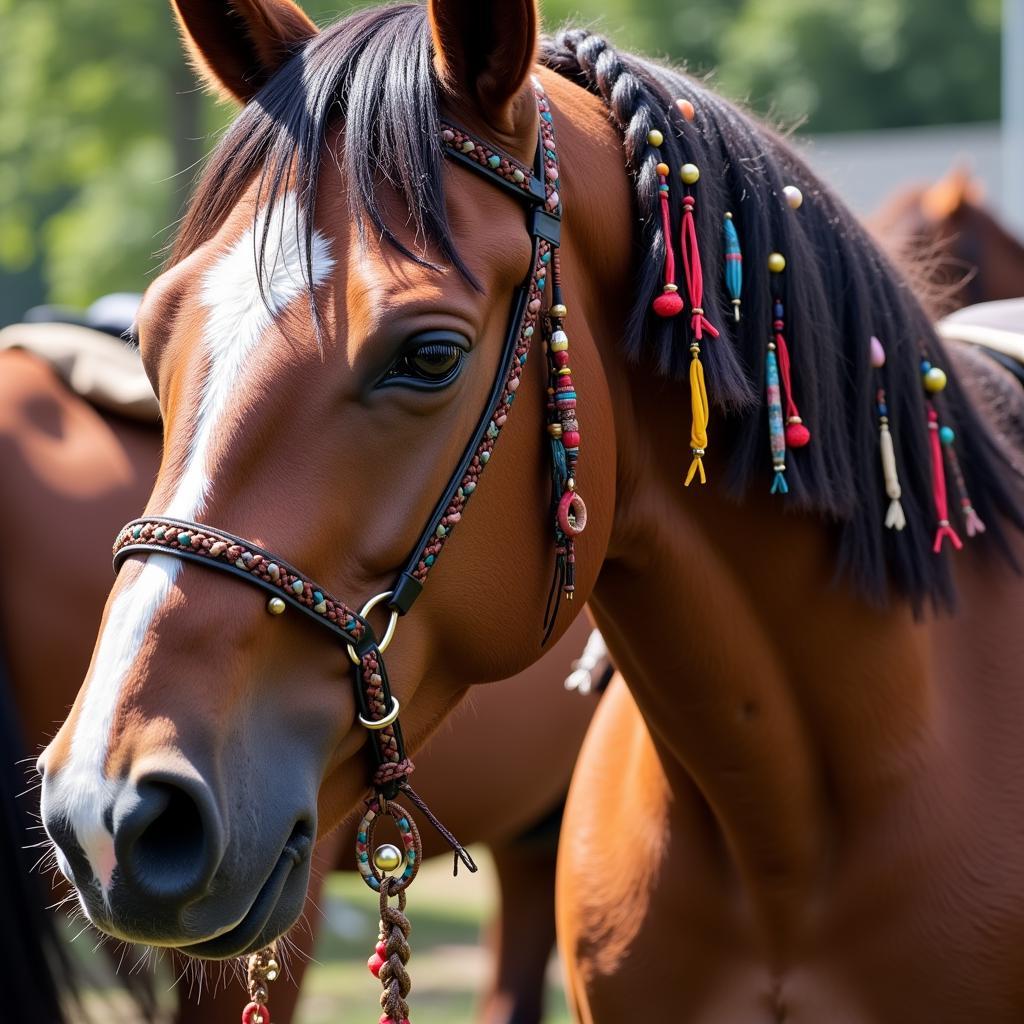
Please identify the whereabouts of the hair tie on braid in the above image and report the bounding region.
[723,211,743,322]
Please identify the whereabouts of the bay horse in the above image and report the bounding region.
[37,2,1024,1022]
[0,331,598,1021]
[871,166,1024,313]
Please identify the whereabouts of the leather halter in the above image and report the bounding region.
[112,81,564,811]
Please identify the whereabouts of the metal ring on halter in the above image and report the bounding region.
[358,697,401,731]
[347,590,399,664]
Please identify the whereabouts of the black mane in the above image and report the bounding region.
[172,3,1023,608]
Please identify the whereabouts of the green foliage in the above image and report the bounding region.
[0,0,1002,317]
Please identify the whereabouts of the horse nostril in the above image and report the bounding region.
[113,773,223,902]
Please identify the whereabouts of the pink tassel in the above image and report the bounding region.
[927,408,963,553]
[679,195,719,340]
[652,168,683,317]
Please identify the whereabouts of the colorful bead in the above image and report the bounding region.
[939,425,955,446]
[291,579,304,595]
[924,366,948,393]
[676,98,696,122]
[647,128,664,147]
[768,252,786,274]
[680,163,700,184]
[557,490,588,535]
[783,185,803,209]
[869,335,886,368]
[656,162,670,177]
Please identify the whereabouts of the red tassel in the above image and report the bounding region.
[679,196,719,340]
[652,169,683,318]
[927,408,963,553]
[772,304,810,448]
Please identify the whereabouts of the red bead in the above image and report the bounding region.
[652,290,684,317]
[242,1003,270,1024]
[786,422,811,448]
[375,940,387,958]
[562,431,581,448]
[553,350,570,367]
[368,952,384,977]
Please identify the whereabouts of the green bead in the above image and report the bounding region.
[436,524,446,538]
[487,154,500,168]
[132,525,143,539]
[177,533,191,546]
[291,579,305,595]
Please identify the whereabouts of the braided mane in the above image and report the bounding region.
[171,6,1023,609]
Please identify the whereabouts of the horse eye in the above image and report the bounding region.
[383,331,467,389]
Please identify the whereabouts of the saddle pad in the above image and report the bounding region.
[937,298,1024,369]
[0,321,159,423]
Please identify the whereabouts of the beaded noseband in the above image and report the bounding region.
[112,80,582,1023]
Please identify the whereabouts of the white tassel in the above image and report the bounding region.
[564,629,609,694]
[879,420,906,531]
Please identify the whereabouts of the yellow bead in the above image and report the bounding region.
[680,163,700,185]
[373,844,403,873]
[783,185,803,209]
[924,367,948,393]
[267,597,286,616]
[647,129,664,147]
[550,303,568,319]
[768,252,787,274]
[656,162,670,177]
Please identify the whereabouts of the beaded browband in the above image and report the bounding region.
[112,76,579,876]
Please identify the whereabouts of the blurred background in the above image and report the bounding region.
[2,0,1022,1021]
[1,0,1020,326]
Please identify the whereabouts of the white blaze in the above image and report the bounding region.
[46,194,334,893]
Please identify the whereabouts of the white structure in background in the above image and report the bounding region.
[798,122,1002,219]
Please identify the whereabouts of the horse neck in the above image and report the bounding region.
[588,376,934,939]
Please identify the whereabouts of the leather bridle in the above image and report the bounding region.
[111,81,570,876]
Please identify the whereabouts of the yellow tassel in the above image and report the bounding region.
[684,343,709,486]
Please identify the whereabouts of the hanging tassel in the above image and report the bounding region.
[766,342,788,494]
[926,407,963,553]
[876,387,906,530]
[648,133,683,317]
[939,424,987,537]
[771,296,810,448]
[723,212,742,322]
[684,341,709,485]
[678,187,719,341]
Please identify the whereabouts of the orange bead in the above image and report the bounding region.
[656,162,670,177]
[676,98,696,122]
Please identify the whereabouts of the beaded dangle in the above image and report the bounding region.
[241,946,280,1024]
[723,212,743,322]
[645,114,718,486]
[543,251,586,642]
[870,336,906,530]
[940,424,987,537]
[920,358,963,553]
[768,253,810,450]
[359,796,422,1024]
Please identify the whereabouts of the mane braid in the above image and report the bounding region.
[170,7,1023,609]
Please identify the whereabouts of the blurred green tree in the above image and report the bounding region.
[0,0,1002,316]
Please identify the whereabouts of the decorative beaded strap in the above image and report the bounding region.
[113,517,413,790]
[388,79,562,614]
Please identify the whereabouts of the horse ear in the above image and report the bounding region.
[428,0,539,134]
[171,0,318,104]
[921,164,979,222]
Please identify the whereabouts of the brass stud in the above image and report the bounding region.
[373,844,403,873]
[267,597,286,616]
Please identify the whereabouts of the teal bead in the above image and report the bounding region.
[132,525,143,539]
[464,482,476,494]
[939,425,955,446]
[313,591,324,605]
[425,555,435,566]
[357,832,367,842]
[487,154,500,168]
[177,533,191,546]
[291,579,305,595]
[358,851,368,862]
[154,526,166,539]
